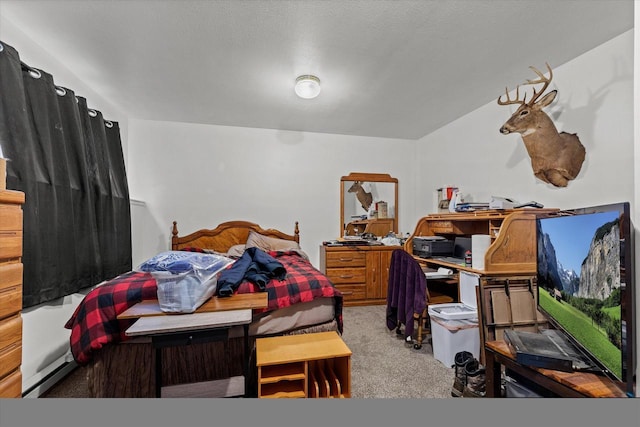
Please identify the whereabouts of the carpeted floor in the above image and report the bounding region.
[42,304,455,398]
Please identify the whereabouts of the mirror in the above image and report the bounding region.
[340,172,398,237]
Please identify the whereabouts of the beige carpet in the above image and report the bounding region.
[341,304,455,398]
[42,304,455,398]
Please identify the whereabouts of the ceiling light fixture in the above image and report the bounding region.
[295,75,321,99]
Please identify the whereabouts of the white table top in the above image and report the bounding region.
[125,309,252,337]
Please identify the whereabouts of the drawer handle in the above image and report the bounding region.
[338,258,353,262]
[0,342,20,354]
[0,286,18,295]
[339,274,354,279]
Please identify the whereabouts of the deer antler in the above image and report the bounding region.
[497,85,525,106]
[497,62,553,106]
[524,62,552,105]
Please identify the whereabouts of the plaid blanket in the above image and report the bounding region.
[65,251,342,365]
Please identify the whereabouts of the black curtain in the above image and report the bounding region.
[0,40,131,308]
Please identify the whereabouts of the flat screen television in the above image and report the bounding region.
[536,202,636,397]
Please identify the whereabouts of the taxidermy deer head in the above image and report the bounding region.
[498,63,586,187]
[348,181,373,212]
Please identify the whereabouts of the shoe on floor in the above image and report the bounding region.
[462,358,486,398]
[451,351,474,397]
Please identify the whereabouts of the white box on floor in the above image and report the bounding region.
[504,375,544,398]
[428,271,480,367]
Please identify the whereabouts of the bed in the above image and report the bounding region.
[64,220,343,397]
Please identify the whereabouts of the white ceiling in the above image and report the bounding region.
[0,0,634,140]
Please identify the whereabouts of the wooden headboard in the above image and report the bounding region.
[171,220,300,253]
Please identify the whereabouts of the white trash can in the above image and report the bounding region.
[427,271,480,367]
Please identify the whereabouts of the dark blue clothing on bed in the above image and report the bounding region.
[216,247,286,296]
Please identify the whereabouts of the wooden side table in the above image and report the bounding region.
[256,331,352,398]
[120,293,268,398]
[126,309,252,398]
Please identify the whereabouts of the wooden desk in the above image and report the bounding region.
[485,340,626,398]
[121,293,268,398]
[405,210,560,363]
[405,209,559,275]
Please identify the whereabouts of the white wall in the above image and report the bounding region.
[127,120,417,267]
[417,30,634,213]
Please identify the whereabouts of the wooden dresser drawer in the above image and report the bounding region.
[0,203,23,232]
[0,264,23,320]
[334,284,367,301]
[0,315,22,379]
[0,231,22,260]
[325,251,366,268]
[326,267,366,284]
[0,369,22,398]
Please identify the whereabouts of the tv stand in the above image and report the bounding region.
[485,340,627,398]
[503,329,599,372]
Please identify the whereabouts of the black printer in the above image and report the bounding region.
[412,237,454,258]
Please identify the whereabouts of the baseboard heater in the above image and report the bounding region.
[22,354,77,398]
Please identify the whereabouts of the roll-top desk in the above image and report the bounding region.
[405,208,559,363]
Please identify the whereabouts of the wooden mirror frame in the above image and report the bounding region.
[340,172,399,237]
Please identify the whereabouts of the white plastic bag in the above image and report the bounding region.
[137,251,235,313]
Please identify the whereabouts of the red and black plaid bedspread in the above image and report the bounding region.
[65,251,342,365]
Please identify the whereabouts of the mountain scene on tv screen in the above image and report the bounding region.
[538,217,620,301]
[537,215,623,365]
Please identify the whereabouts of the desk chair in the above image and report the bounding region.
[386,249,455,350]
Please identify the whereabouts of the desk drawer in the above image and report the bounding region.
[326,267,366,284]
[325,252,366,268]
[428,220,454,234]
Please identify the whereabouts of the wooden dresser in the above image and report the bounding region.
[319,244,401,306]
[0,189,25,398]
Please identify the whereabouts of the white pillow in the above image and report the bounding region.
[226,244,246,258]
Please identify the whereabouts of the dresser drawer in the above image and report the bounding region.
[0,315,22,380]
[326,267,366,284]
[334,284,366,301]
[0,203,23,232]
[0,369,22,398]
[0,231,22,260]
[325,251,366,268]
[0,264,23,319]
